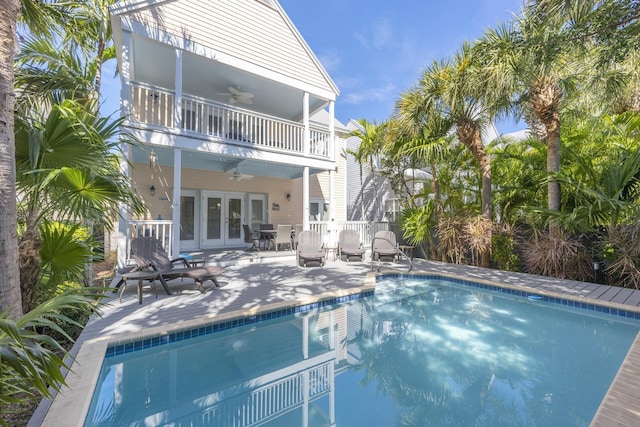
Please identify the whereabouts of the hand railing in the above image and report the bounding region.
[370,236,413,273]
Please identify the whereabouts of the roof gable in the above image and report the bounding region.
[111,0,338,97]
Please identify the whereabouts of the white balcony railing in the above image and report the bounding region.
[129,82,330,159]
[122,220,388,265]
[125,220,174,265]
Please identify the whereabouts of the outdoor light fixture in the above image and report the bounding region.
[149,185,156,196]
[286,193,291,201]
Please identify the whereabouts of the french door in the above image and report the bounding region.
[201,191,244,248]
[179,191,200,250]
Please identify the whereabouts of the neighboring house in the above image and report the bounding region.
[344,120,520,225]
[344,119,396,222]
[109,0,348,267]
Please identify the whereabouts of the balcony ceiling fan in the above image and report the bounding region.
[219,86,254,105]
[228,166,254,181]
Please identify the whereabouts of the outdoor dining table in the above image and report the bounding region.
[259,228,295,250]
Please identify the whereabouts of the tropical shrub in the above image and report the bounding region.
[492,224,521,272]
[0,291,101,422]
[521,229,592,281]
[437,216,467,264]
[599,223,640,289]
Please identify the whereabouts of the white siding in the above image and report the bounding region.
[125,0,334,94]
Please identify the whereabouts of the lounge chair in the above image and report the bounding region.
[243,224,260,251]
[372,230,399,262]
[297,230,325,267]
[126,236,224,293]
[338,229,365,261]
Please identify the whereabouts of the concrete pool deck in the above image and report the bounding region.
[34,255,640,426]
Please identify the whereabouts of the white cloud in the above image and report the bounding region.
[371,19,393,49]
[342,82,396,105]
[354,18,394,50]
[317,50,341,72]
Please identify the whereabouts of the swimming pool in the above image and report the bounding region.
[84,275,640,426]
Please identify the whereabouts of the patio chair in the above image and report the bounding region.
[297,230,325,267]
[243,224,260,251]
[372,230,399,262]
[274,224,293,251]
[127,236,224,293]
[259,223,275,250]
[338,229,365,261]
[293,224,303,248]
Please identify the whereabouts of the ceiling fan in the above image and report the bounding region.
[228,167,254,181]
[219,86,254,105]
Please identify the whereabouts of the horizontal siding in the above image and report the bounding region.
[128,0,332,93]
[132,163,333,226]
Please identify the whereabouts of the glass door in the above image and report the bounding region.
[201,191,244,248]
[249,194,266,231]
[225,193,244,246]
[179,191,200,250]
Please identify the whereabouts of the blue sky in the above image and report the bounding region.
[101,0,525,135]
[279,0,525,134]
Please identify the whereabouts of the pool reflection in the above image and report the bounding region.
[85,279,639,427]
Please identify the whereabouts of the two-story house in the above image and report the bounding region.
[109,0,347,268]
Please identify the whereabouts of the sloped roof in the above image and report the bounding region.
[110,0,339,99]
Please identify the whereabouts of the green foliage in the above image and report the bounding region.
[535,113,640,232]
[492,228,521,272]
[0,291,102,418]
[38,222,94,301]
[489,135,547,225]
[599,223,640,289]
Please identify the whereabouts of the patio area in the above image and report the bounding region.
[35,252,640,426]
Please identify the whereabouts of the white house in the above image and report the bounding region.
[109,0,349,268]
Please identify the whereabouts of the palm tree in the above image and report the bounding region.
[14,100,145,312]
[0,0,70,319]
[476,2,589,213]
[0,0,23,320]
[398,44,494,266]
[348,119,385,221]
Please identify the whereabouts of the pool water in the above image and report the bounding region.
[85,277,640,426]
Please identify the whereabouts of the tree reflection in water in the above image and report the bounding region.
[345,281,633,426]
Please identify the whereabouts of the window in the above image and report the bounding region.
[384,198,400,222]
[310,199,329,221]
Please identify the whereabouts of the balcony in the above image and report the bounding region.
[128,82,331,159]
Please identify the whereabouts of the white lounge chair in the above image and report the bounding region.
[296,230,325,267]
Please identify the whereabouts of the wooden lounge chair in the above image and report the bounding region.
[338,229,365,261]
[372,230,399,262]
[296,230,325,267]
[128,236,224,293]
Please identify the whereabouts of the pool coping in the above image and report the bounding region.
[39,278,377,427]
[38,267,640,426]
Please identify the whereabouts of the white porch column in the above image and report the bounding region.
[328,100,336,244]
[303,166,309,230]
[116,144,132,270]
[329,100,335,161]
[171,148,182,258]
[174,49,183,129]
[116,31,133,271]
[303,92,310,156]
